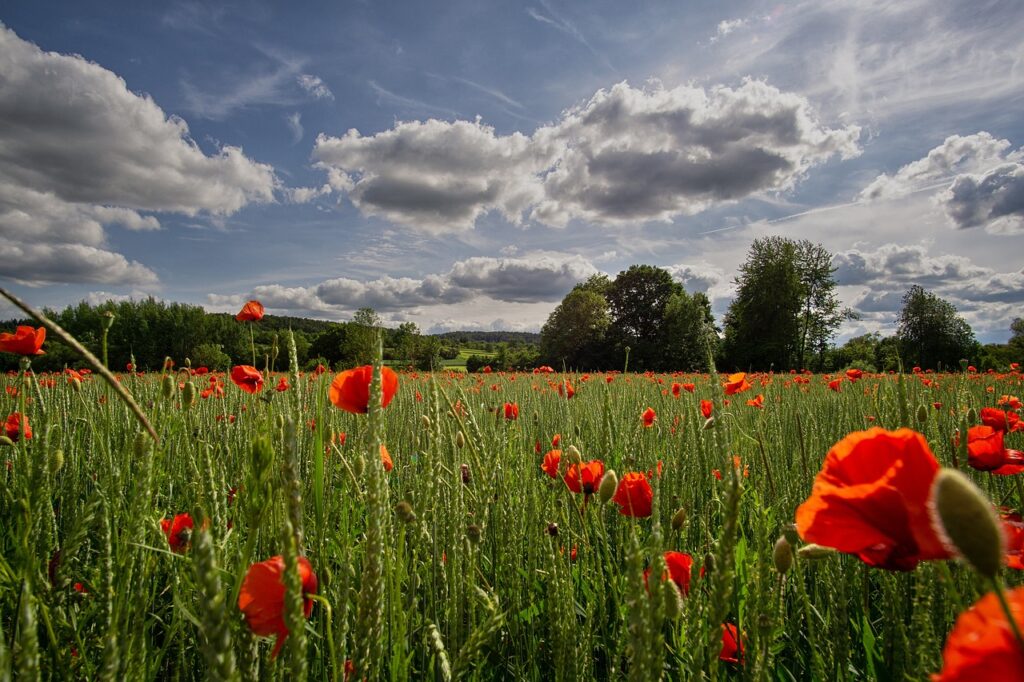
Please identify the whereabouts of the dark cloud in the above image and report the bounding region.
[942,163,1024,234]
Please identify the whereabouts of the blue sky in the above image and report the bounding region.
[1,0,1022,342]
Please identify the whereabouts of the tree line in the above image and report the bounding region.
[537,236,1021,372]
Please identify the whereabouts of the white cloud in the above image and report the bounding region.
[297,74,333,100]
[313,79,859,233]
[209,253,599,317]
[711,18,747,42]
[941,163,1024,234]
[832,243,989,287]
[0,27,277,286]
[286,112,304,143]
[859,132,1020,200]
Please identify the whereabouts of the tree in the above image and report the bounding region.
[1011,318,1024,354]
[348,307,382,365]
[721,237,845,371]
[896,285,978,370]
[606,265,683,370]
[661,291,715,371]
[539,287,611,370]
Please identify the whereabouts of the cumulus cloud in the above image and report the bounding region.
[711,18,747,42]
[832,243,989,286]
[209,253,598,316]
[664,263,726,294]
[941,163,1024,234]
[859,132,1020,201]
[0,26,277,286]
[313,79,860,233]
[297,74,333,100]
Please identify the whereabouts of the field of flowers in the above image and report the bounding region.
[1,301,1024,680]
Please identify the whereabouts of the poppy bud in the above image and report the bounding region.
[782,523,799,546]
[421,415,431,429]
[455,431,465,449]
[466,523,482,545]
[49,449,64,475]
[663,580,683,620]
[566,445,583,465]
[773,536,793,574]
[182,381,197,408]
[703,417,715,430]
[931,468,1004,579]
[134,432,152,459]
[352,454,365,477]
[966,407,978,423]
[598,469,618,503]
[161,375,174,399]
[916,404,928,423]
[0,436,14,447]
[69,377,81,392]
[101,310,115,331]
[703,553,715,576]
[184,357,192,369]
[395,501,416,524]
[459,463,471,485]
[547,523,558,537]
[671,507,687,531]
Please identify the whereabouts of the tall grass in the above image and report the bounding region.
[0,341,1021,679]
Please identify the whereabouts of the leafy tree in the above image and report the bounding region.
[347,307,383,365]
[539,287,611,370]
[661,291,715,371]
[606,265,683,370]
[721,237,846,371]
[191,343,232,371]
[1011,318,1024,354]
[307,324,355,368]
[896,285,978,370]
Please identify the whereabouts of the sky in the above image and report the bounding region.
[1,0,1022,343]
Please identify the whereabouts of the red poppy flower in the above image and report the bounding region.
[328,366,399,414]
[238,555,317,658]
[230,365,264,394]
[4,412,31,441]
[682,383,695,393]
[828,378,843,392]
[846,368,863,381]
[745,394,764,408]
[380,444,393,472]
[557,381,575,399]
[160,513,194,554]
[671,383,682,398]
[641,407,656,428]
[966,426,1024,475]
[0,326,46,356]
[796,428,952,571]
[503,402,519,420]
[541,450,562,479]
[275,376,289,392]
[981,407,1023,433]
[724,372,752,396]
[720,623,744,664]
[235,300,265,322]
[932,587,1024,681]
[612,472,653,518]
[1002,511,1024,570]
[700,399,713,419]
[644,551,701,596]
[564,459,604,495]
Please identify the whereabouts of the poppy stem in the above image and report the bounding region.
[991,578,1024,656]
[306,594,338,682]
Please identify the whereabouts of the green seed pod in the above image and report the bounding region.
[598,469,618,504]
[49,449,64,475]
[352,453,365,478]
[671,507,688,531]
[773,536,793,574]
[932,468,1004,579]
[916,404,928,423]
[797,543,838,561]
[455,431,465,449]
[663,580,682,620]
[782,523,800,546]
[182,381,197,408]
[160,374,175,399]
[966,407,978,423]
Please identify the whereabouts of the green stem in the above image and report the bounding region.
[991,578,1024,656]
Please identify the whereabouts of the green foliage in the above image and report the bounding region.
[539,287,611,370]
[721,237,846,371]
[896,285,979,370]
